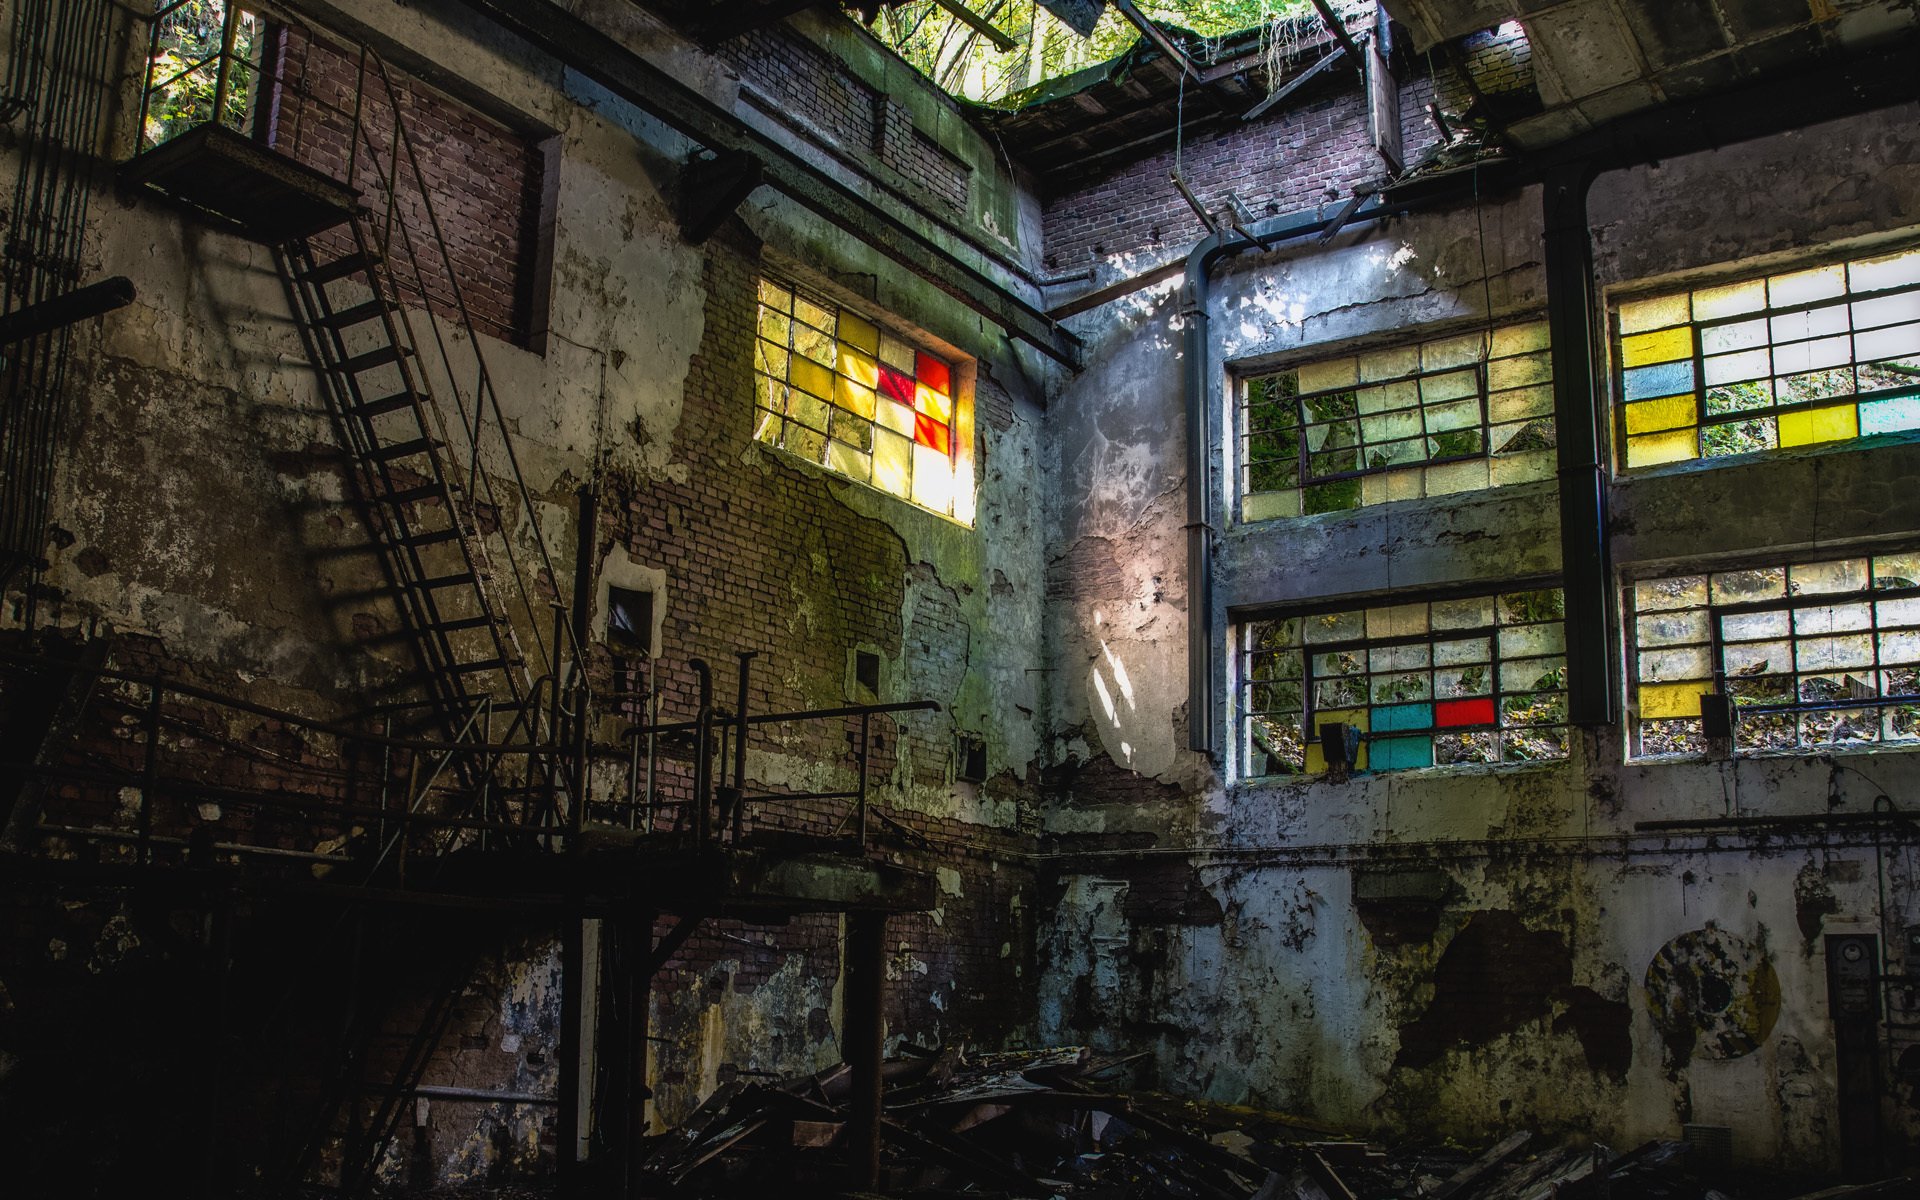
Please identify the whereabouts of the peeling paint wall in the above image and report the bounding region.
[1039,97,1920,1172]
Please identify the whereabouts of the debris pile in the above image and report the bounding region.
[634,1045,1915,1199]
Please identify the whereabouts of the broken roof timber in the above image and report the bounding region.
[451,0,1080,367]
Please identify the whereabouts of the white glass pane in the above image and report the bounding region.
[1852,292,1920,330]
[1638,610,1711,646]
[1704,348,1771,386]
[1701,318,1767,356]
[1723,639,1789,676]
[1721,610,1790,642]
[1770,265,1847,308]
[1795,602,1873,634]
[1790,558,1869,595]
[1856,322,1920,363]
[1798,634,1875,671]
[1850,249,1920,293]
[1772,335,1852,375]
[1771,304,1850,342]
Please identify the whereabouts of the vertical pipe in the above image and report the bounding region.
[690,660,712,847]
[843,912,887,1191]
[138,681,161,865]
[731,650,754,843]
[1543,162,1616,727]
[557,913,584,1194]
[1181,247,1217,754]
[211,2,240,129]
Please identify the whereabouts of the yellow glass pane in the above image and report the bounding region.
[1296,356,1357,392]
[838,311,879,353]
[1624,395,1696,435]
[839,344,879,388]
[1304,707,1369,773]
[1626,429,1698,467]
[915,382,951,422]
[1622,326,1692,367]
[790,356,833,399]
[1639,680,1712,720]
[873,427,912,499]
[1778,404,1858,447]
[1693,279,1766,320]
[757,279,792,312]
[1422,331,1485,372]
[1358,345,1418,382]
[876,396,914,437]
[1491,320,1551,357]
[834,376,877,420]
[1618,294,1690,335]
[827,438,871,483]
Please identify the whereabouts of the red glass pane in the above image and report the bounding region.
[1435,697,1496,727]
[916,352,950,396]
[878,365,915,406]
[914,413,950,455]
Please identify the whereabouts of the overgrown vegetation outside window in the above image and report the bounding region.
[867,0,1357,106]
[1615,245,1920,469]
[141,0,268,150]
[1628,553,1920,758]
[753,279,973,523]
[1241,588,1568,778]
[1239,321,1555,519]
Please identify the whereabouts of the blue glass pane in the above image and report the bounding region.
[1861,395,1920,435]
[1372,702,1433,732]
[1371,735,1432,771]
[1623,361,1695,401]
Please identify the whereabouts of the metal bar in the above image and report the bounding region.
[1242,44,1348,122]
[449,0,1079,368]
[731,650,754,842]
[210,1,240,127]
[856,710,871,849]
[928,0,1016,52]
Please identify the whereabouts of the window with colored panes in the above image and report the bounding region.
[752,279,969,521]
[1628,552,1920,757]
[1241,588,1568,778]
[1240,321,1555,520]
[1615,246,1920,468]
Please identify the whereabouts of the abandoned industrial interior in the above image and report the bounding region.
[5,0,1920,1194]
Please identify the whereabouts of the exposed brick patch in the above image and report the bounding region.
[265,24,544,347]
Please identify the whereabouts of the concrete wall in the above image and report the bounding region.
[1039,95,1920,1171]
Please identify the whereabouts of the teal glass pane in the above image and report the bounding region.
[1372,702,1433,732]
[1860,395,1920,435]
[1371,735,1432,771]
[1623,361,1695,401]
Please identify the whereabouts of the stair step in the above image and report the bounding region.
[412,572,477,591]
[449,658,511,674]
[347,392,419,420]
[300,252,379,287]
[315,298,395,329]
[366,437,438,462]
[400,526,463,548]
[379,484,445,506]
[337,345,413,376]
[430,616,495,633]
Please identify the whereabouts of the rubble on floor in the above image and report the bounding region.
[636,1046,1920,1200]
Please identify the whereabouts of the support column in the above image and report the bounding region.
[1543,162,1616,728]
[624,909,655,1200]
[842,912,887,1191]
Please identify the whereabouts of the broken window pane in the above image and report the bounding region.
[1240,588,1569,779]
[1240,322,1554,520]
[1629,549,1920,759]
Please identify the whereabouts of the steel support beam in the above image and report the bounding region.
[451,0,1079,367]
[843,912,887,1190]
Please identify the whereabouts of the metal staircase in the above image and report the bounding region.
[279,218,532,743]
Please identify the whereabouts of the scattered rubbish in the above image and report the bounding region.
[634,1044,1917,1199]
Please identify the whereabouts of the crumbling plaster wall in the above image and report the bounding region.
[4,0,1054,1186]
[1038,103,1920,1168]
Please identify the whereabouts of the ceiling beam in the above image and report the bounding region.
[929,0,1017,52]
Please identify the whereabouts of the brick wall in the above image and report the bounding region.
[724,26,970,215]
[616,227,1039,1060]
[1041,65,1464,271]
[265,24,544,348]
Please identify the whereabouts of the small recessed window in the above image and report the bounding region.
[855,650,881,694]
[607,586,654,656]
[957,735,987,783]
